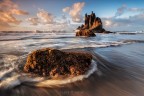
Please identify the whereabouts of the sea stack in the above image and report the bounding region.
[76,11,111,37]
[23,48,92,77]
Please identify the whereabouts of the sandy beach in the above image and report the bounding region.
[1,41,144,96]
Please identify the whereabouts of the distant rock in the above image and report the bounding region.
[76,11,112,36]
[24,48,92,77]
[76,29,96,37]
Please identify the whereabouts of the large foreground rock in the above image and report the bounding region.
[24,48,92,77]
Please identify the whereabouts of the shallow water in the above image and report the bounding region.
[0,31,144,96]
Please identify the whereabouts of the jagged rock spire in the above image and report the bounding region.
[76,11,111,37]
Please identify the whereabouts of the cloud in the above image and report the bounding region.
[62,7,70,13]
[129,13,144,24]
[102,13,144,31]
[128,8,144,13]
[115,4,144,17]
[0,12,21,24]
[0,0,29,29]
[103,20,113,26]
[26,9,71,31]
[62,14,67,20]
[103,17,131,27]
[0,21,11,29]
[11,9,29,15]
[101,4,144,31]
[27,9,54,25]
[0,0,18,10]
[115,4,127,17]
[37,9,54,24]
[27,17,39,25]
[63,2,85,22]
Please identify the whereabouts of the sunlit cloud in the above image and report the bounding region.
[27,17,39,25]
[0,0,29,29]
[103,20,112,26]
[27,9,71,31]
[63,2,85,23]
[27,9,54,25]
[62,7,70,13]
[37,9,54,24]
[11,9,29,15]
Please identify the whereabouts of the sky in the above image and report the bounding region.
[0,0,144,31]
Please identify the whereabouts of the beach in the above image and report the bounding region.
[0,32,144,96]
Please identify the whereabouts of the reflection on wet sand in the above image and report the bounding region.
[1,43,144,96]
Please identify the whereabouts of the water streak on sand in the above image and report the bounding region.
[0,32,144,96]
[0,59,97,89]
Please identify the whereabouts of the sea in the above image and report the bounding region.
[0,31,144,96]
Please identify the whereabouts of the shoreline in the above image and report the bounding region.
[1,43,144,96]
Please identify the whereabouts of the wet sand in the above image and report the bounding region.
[1,43,144,96]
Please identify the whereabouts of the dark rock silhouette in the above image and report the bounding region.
[76,11,112,36]
[24,48,92,77]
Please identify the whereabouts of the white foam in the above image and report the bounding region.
[0,75,21,89]
[117,31,144,34]
[0,68,14,80]
[2,55,18,68]
[61,40,134,50]
[30,60,97,87]
[0,60,97,89]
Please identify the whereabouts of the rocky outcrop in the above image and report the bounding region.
[76,11,112,36]
[24,48,92,77]
[76,29,96,37]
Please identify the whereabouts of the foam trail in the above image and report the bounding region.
[61,40,136,50]
[0,68,14,80]
[0,60,97,89]
[0,75,21,89]
[29,60,97,87]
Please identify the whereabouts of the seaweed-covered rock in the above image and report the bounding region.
[24,48,92,77]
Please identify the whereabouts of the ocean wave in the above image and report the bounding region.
[116,31,144,35]
[27,60,97,87]
[61,39,143,50]
[0,59,97,89]
[0,36,76,42]
[122,40,144,43]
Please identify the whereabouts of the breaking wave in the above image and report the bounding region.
[0,32,144,90]
[0,54,97,89]
[61,39,144,49]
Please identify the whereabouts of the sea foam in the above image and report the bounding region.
[0,60,97,89]
[32,60,97,87]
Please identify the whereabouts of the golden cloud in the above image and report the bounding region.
[0,0,29,30]
[63,2,85,22]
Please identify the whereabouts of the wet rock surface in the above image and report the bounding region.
[24,48,92,77]
[76,29,96,37]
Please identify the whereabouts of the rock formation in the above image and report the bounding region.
[24,48,92,77]
[76,11,112,36]
[76,29,96,37]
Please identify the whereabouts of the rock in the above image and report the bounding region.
[76,11,112,36]
[23,48,92,77]
[103,31,113,33]
[76,29,96,37]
